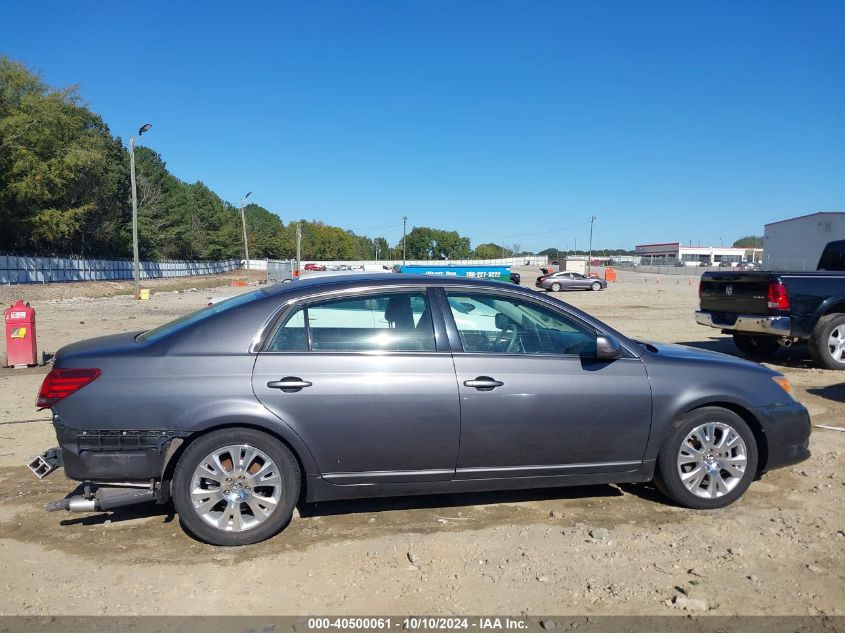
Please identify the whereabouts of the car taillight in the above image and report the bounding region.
[698,280,703,299]
[36,368,101,409]
[767,281,790,312]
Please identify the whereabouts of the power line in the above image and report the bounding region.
[467,221,590,241]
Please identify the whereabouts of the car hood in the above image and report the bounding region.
[54,331,144,362]
[642,341,779,375]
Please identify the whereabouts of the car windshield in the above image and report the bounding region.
[136,290,265,343]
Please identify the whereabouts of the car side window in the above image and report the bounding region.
[267,291,435,352]
[445,291,597,356]
[267,306,308,351]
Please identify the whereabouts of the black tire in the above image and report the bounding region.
[809,313,845,370]
[591,281,602,291]
[732,333,780,358]
[549,282,562,292]
[654,407,758,510]
[172,427,300,546]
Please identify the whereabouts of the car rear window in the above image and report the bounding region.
[136,290,265,343]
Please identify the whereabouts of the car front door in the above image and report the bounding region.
[252,288,460,484]
[568,273,590,289]
[440,288,652,479]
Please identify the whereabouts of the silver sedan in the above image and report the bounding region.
[536,271,607,292]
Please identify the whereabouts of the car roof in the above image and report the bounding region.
[262,273,526,298]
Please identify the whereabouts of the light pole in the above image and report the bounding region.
[239,192,252,282]
[587,215,596,275]
[130,123,152,299]
[402,216,408,266]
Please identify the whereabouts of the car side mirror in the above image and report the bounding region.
[596,334,621,360]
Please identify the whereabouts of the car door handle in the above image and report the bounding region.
[267,377,313,391]
[464,376,504,390]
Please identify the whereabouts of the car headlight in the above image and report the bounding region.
[772,376,794,399]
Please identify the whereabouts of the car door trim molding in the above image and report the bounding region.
[455,460,641,480]
[323,468,456,485]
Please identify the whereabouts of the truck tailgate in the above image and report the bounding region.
[700,272,771,315]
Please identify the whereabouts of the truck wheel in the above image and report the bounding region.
[549,282,562,292]
[809,313,845,370]
[172,428,300,546]
[732,334,780,358]
[654,407,758,509]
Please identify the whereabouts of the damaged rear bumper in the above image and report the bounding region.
[28,418,189,514]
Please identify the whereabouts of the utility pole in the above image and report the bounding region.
[587,215,596,275]
[129,123,152,299]
[295,222,302,274]
[402,216,408,266]
[239,192,252,282]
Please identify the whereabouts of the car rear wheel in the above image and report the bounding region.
[172,428,300,545]
[809,313,845,370]
[549,282,562,292]
[591,281,602,291]
[654,407,757,510]
[732,333,780,357]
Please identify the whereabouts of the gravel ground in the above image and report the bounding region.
[0,267,843,616]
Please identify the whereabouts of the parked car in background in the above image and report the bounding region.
[696,239,845,369]
[303,263,326,271]
[29,274,809,545]
[536,271,607,292]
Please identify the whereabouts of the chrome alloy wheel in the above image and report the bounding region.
[828,325,845,362]
[191,444,282,532]
[676,422,748,499]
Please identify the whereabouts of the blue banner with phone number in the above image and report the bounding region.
[400,265,510,281]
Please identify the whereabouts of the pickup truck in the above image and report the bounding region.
[696,240,845,369]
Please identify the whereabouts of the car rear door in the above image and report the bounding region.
[251,287,460,484]
[439,288,652,478]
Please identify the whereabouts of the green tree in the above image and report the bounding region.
[0,57,131,255]
[733,235,763,248]
[403,226,472,259]
[473,243,512,259]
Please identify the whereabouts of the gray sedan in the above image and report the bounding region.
[536,271,607,292]
[30,274,810,545]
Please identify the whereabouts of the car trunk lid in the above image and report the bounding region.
[699,272,773,315]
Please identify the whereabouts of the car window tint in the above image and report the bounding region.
[266,306,308,351]
[445,292,597,356]
[307,292,435,352]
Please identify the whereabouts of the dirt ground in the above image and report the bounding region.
[0,268,843,616]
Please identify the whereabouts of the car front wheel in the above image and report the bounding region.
[591,281,602,291]
[654,407,757,509]
[172,428,300,545]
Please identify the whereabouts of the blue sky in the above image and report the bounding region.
[2,1,843,251]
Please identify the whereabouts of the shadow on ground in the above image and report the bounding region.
[53,482,642,526]
[299,483,630,518]
[677,336,816,369]
[806,384,845,404]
